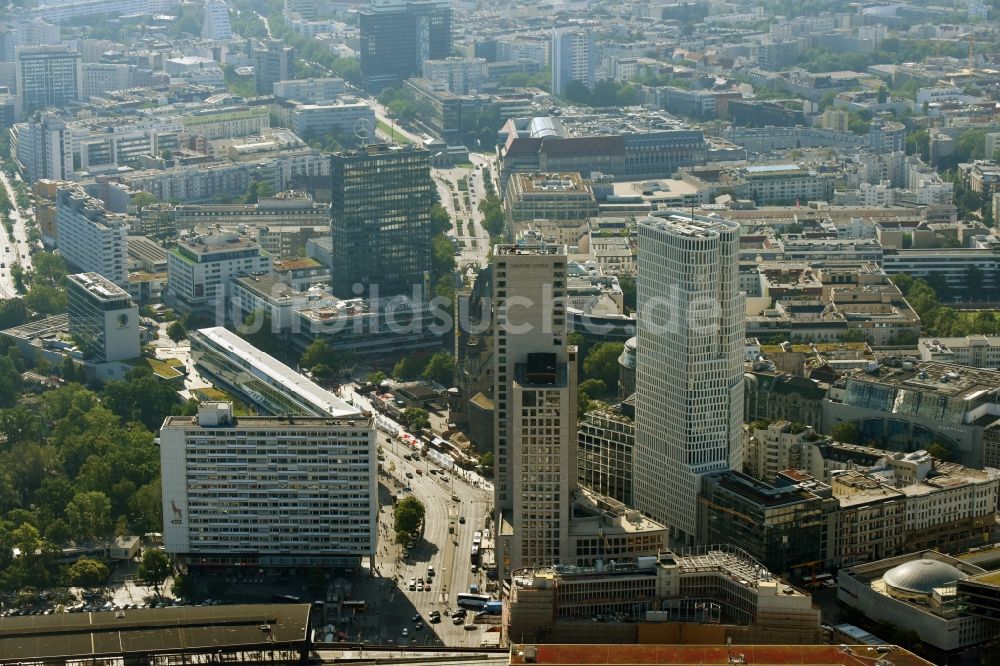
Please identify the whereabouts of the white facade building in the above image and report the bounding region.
[202,0,233,41]
[66,272,139,363]
[81,63,130,99]
[421,57,487,95]
[273,77,348,102]
[160,402,376,569]
[166,231,271,311]
[289,101,375,138]
[551,28,594,96]
[633,211,745,544]
[918,336,1000,369]
[55,186,128,287]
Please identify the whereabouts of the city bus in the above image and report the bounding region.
[342,600,367,612]
[471,545,480,565]
[456,593,490,610]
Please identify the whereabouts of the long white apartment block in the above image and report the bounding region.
[55,185,128,287]
[160,402,376,569]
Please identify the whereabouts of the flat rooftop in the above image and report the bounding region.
[640,212,740,238]
[508,644,934,666]
[176,234,261,255]
[273,256,323,271]
[0,604,310,662]
[844,360,1000,401]
[191,326,358,418]
[66,272,131,301]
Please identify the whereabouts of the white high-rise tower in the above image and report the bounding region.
[203,0,233,41]
[632,211,745,545]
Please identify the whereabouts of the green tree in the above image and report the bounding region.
[31,252,68,287]
[44,518,71,544]
[478,195,506,237]
[432,234,457,278]
[479,451,494,474]
[830,421,860,444]
[582,342,625,387]
[301,339,338,373]
[925,440,958,462]
[165,321,186,343]
[131,191,158,211]
[102,370,181,431]
[0,298,27,329]
[401,407,430,433]
[128,479,163,534]
[367,370,387,385]
[137,549,171,591]
[562,79,593,104]
[579,378,608,400]
[24,284,66,315]
[66,557,109,587]
[394,495,426,535]
[421,351,455,386]
[429,204,451,235]
[0,356,23,408]
[171,572,195,599]
[65,491,112,541]
[618,275,636,312]
[393,354,429,379]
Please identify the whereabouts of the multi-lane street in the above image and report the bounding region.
[342,389,496,647]
[0,170,34,299]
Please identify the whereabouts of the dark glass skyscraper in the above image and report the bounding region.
[330,143,433,298]
[359,0,452,91]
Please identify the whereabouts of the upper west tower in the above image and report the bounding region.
[632,211,745,545]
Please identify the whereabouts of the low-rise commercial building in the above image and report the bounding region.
[166,231,271,312]
[294,297,442,359]
[504,172,599,224]
[919,336,1000,369]
[189,326,357,418]
[823,360,1000,468]
[839,551,998,652]
[507,547,821,646]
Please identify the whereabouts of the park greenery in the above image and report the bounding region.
[0,365,198,593]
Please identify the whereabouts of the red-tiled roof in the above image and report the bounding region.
[509,644,934,666]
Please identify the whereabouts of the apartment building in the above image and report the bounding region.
[160,402,376,570]
[55,186,128,287]
[15,44,81,115]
